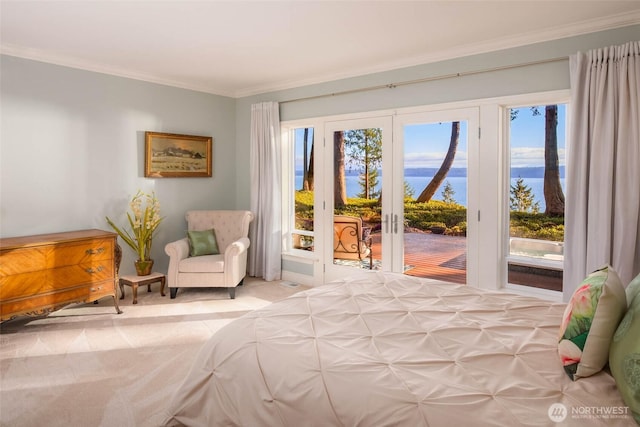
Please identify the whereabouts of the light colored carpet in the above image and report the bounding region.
[0,278,309,427]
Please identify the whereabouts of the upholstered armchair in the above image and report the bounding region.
[164,210,254,299]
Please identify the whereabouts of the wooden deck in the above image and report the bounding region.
[367,232,562,291]
[369,232,466,284]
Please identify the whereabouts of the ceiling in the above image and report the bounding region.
[2,1,640,98]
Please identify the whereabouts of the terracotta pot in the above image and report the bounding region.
[134,259,154,276]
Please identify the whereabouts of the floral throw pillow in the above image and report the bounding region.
[558,265,627,380]
[609,274,640,425]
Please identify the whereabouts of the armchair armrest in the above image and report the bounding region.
[224,237,251,286]
[224,237,250,258]
[165,238,189,288]
[165,238,190,260]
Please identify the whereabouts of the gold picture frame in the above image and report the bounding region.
[144,131,212,178]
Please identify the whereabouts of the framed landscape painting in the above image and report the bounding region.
[144,131,212,178]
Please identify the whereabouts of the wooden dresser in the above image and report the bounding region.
[0,229,122,321]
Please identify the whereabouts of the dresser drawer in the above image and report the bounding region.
[0,239,113,275]
[87,279,117,299]
[0,262,114,300]
[0,247,47,276]
[1,281,115,320]
[48,239,114,268]
[51,261,115,286]
[0,270,48,300]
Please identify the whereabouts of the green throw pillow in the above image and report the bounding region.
[187,229,219,257]
[558,265,627,380]
[626,273,640,308]
[610,278,640,425]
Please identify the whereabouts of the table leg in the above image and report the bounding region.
[160,277,166,297]
[132,284,138,304]
[119,280,125,300]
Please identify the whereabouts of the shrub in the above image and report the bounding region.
[295,192,563,241]
[509,212,564,241]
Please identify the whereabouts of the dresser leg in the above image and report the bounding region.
[112,296,123,314]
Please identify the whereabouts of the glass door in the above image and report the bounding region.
[324,117,392,281]
[323,109,478,285]
[393,108,479,285]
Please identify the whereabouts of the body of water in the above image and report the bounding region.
[296,174,565,211]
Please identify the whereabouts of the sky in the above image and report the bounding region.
[402,104,566,169]
[294,104,566,170]
[403,121,469,169]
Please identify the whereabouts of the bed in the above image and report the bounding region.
[161,272,631,426]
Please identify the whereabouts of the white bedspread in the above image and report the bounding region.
[161,272,631,426]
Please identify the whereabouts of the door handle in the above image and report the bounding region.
[393,214,398,234]
[384,214,389,233]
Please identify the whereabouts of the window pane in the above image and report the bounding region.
[294,127,314,251]
[508,104,566,292]
[332,128,380,271]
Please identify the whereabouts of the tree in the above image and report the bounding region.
[404,181,415,201]
[416,121,460,203]
[334,131,347,208]
[441,181,456,204]
[357,168,381,199]
[543,105,565,216]
[510,177,540,213]
[302,128,315,191]
[344,128,382,199]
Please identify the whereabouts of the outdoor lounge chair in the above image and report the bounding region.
[333,215,373,269]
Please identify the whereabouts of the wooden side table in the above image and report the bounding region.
[119,272,166,304]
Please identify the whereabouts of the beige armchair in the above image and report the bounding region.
[333,215,372,269]
[165,210,254,299]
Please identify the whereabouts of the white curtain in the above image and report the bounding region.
[564,41,640,301]
[248,101,282,281]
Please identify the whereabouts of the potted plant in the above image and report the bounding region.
[106,190,163,276]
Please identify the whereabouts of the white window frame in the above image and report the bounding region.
[281,121,323,261]
[499,92,570,302]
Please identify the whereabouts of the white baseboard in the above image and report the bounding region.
[282,270,315,287]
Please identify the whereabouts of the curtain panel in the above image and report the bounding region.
[248,102,282,281]
[564,41,640,301]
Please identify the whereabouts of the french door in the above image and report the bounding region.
[323,116,392,281]
[323,108,478,286]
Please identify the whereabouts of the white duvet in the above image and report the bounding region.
[161,272,631,426]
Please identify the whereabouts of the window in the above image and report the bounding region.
[280,91,569,299]
[506,104,567,292]
[283,125,317,254]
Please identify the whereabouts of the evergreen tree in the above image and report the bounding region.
[357,168,380,199]
[510,177,540,213]
[442,181,456,204]
[404,181,415,201]
[344,128,382,200]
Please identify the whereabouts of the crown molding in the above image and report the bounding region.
[233,11,640,98]
[0,44,236,98]
[2,10,639,99]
